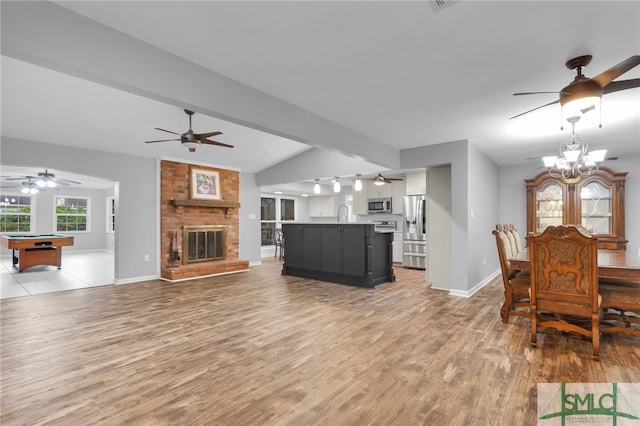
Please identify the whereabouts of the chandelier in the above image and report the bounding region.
[542,116,606,179]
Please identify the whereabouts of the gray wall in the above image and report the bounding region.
[427,166,452,291]
[2,137,158,282]
[467,142,501,289]
[239,171,262,265]
[400,139,474,295]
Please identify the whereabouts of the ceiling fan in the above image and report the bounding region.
[2,169,81,188]
[366,173,404,185]
[0,177,60,194]
[509,54,640,120]
[145,109,234,152]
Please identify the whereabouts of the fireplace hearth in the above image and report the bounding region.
[183,226,226,265]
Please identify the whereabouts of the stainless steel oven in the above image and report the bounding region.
[367,197,392,214]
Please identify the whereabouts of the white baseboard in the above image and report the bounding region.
[448,269,500,298]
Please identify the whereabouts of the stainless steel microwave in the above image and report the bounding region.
[367,197,392,214]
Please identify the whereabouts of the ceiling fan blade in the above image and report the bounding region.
[196,131,223,140]
[145,139,180,143]
[509,99,560,120]
[200,139,234,148]
[602,78,640,94]
[4,176,31,181]
[154,128,181,136]
[591,55,640,88]
[56,179,82,185]
[513,91,562,96]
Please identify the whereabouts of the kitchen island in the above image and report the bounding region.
[281,223,395,288]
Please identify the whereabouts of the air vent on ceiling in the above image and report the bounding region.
[430,0,457,11]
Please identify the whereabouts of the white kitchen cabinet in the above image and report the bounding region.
[391,180,405,215]
[352,186,368,215]
[392,231,403,263]
[406,171,427,195]
[309,195,338,217]
[367,181,392,198]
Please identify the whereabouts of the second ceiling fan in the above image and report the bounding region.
[145,109,234,152]
[366,173,403,185]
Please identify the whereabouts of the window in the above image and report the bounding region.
[260,195,296,246]
[261,197,276,246]
[106,196,115,233]
[56,196,90,232]
[281,198,295,221]
[0,195,33,233]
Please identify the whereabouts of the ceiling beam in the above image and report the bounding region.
[1,1,400,172]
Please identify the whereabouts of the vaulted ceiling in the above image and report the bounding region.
[2,1,639,190]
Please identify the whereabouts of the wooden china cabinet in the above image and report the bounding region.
[525,167,627,250]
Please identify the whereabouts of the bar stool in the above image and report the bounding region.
[274,229,284,260]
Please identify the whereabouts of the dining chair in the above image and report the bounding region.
[492,225,530,323]
[274,229,285,260]
[599,279,640,336]
[529,225,601,360]
[506,224,523,254]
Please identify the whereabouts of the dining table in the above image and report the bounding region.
[509,248,640,281]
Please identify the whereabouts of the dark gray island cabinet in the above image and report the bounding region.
[281,223,395,288]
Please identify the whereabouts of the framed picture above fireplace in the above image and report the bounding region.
[190,167,221,200]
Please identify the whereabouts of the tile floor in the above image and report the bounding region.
[0,251,114,299]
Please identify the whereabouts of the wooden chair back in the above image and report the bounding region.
[492,224,529,323]
[529,225,600,359]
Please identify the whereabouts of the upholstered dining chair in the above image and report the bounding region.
[492,225,530,323]
[529,225,601,360]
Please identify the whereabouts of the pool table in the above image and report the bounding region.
[0,234,74,272]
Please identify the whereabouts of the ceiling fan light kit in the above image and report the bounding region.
[21,181,39,194]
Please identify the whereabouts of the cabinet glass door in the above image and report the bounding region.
[581,180,612,235]
[535,182,563,232]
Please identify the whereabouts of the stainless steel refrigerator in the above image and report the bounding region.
[402,195,426,269]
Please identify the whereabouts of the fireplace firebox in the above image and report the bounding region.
[183,226,226,264]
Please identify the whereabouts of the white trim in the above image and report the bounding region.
[106,196,115,234]
[115,274,159,285]
[448,269,500,298]
[159,267,250,283]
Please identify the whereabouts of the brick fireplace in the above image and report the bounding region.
[160,160,249,281]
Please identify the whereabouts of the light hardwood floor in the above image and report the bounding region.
[1,257,639,425]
